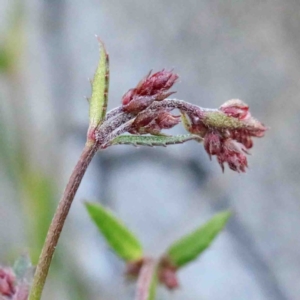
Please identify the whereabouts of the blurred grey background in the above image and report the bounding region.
[0,0,300,299]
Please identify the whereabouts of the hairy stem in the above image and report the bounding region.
[29,142,98,300]
[96,111,134,143]
[149,99,217,116]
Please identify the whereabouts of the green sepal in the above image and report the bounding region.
[89,37,109,127]
[85,202,143,262]
[111,134,202,147]
[166,211,231,268]
[181,112,192,132]
[203,111,243,130]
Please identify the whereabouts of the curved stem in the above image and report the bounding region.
[149,99,217,116]
[29,142,98,300]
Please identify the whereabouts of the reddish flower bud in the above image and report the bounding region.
[219,99,250,120]
[123,95,158,115]
[130,109,180,135]
[0,267,15,297]
[217,139,248,173]
[122,70,178,113]
[156,111,181,129]
[203,131,222,159]
[159,268,179,290]
[158,256,179,290]
[231,129,254,149]
[122,89,135,106]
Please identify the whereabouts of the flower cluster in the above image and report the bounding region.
[184,99,267,172]
[112,69,266,172]
[121,70,181,135]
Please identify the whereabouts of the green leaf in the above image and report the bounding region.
[89,37,109,127]
[167,211,231,268]
[111,134,202,147]
[85,202,143,262]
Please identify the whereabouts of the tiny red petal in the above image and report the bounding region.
[220,99,250,120]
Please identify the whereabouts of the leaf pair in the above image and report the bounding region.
[85,202,231,299]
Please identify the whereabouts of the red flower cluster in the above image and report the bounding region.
[122,70,180,135]
[122,70,178,114]
[187,99,266,172]
[0,267,15,297]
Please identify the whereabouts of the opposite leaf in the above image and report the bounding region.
[166,211,231,268]
[89,37,109,128]
[85,202,143,262]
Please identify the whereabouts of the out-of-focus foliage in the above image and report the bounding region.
[86,202,143,262]
[167,211,231,268]
[0,2,23,74]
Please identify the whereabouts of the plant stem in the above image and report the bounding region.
[135,258,157,300]
[29,141,98,300]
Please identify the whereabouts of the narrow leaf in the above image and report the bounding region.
[167,211,231,268]
[111,134,202,147]
[89,37,109,127]
[85,202,143,262]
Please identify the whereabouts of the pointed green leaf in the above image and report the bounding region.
[89,37,109,127]
[85,202,143,262]
[167,211,231,268]
[111,134,202,147]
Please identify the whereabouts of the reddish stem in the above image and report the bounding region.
[135,258,157,300]
[29,142,98,300]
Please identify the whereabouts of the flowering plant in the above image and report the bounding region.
[1,38,266,300]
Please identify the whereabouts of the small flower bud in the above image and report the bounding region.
[0,267,15,297]
[122,95,157,114]
[130,109,180,135]
[203,131,222,159]
[159,256,179,290]
[219,99,250,120]
[217,139,248,173]
[122,70,178,114]
[156,111,181,129]
[159,268,179,290]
